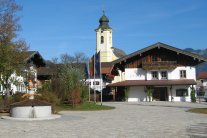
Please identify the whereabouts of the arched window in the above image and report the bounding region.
[101,36,104,44]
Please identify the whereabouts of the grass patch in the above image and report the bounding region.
[57,102,115,111]
[187,108,207,114]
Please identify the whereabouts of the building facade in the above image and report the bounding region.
[0,51,46,95]
[95,12,123,62]
[88,12,125,92]
[89,12,207,102]
[109,43,207,102]
[197,72,207,93]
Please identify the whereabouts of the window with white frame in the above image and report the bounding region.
[161,71,167,79]
[180,70,186,78]
[152,71,158,79]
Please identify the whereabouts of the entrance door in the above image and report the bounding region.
[153,87,168,101]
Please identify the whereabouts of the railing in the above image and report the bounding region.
[142,61,177,70]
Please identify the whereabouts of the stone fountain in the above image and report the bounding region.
[2,68,60,121]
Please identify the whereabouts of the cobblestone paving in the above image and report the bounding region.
[0,102,207,138]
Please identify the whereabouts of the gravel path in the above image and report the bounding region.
[0,102,207,138]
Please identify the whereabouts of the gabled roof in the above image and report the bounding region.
[24,51,42,61]
[197,72,207,79]
[24,51,46,67]
[101,62,113,74]
[112,42,207,64]
[112,47,126,58]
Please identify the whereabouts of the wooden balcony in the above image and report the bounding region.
[142,61,177,70]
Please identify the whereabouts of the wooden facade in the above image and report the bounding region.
[112,43,206,73]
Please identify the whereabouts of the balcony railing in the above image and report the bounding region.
[142,61,177,70]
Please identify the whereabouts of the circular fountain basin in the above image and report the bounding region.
[7,99,60,120]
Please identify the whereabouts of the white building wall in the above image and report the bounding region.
[96,28,118,62]
[128,86,147,102]
[127,85,194,102]
[202,80,207,88]
[86,78,103,92]
[169,66,196,80]
[122,66,197,102]
[124,66,196,81]
[203,81,207,87]
[112,70,124,83]
[125,68,146,80]
[170,85,192,102]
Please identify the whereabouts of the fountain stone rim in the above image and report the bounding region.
[10,99,51,107]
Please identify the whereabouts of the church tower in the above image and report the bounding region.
[95,12,117,62]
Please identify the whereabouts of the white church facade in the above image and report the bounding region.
[88,12,125,92]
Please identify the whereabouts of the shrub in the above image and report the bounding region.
[68,88,81,107]
[191,86,196,103]
[80,86,89,103]
[146,86,153,102]
[41,81,52,92]
[12,92,26,102]
[125,87,129,101]
[0,96,13,113]
[36,91,60,113]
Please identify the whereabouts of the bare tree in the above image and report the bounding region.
[0,0,28,96]
[49,53,88,106]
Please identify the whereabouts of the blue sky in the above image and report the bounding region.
[16,0,207,60]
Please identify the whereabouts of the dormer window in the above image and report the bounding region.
[101,36,104,44]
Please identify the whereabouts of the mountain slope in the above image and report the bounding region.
[184,48,207,74]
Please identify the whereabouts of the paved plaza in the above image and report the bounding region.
[0,102,207,138]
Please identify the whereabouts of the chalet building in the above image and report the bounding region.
[108,42,207,102]
[0,51,46,95]
[88,12,207,102]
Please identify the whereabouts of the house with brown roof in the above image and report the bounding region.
[197,72,207,92]
[88,12,207,102]
[0,51,46,95]
[108,42,207,102]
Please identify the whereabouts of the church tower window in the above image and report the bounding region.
[101,36,104,44]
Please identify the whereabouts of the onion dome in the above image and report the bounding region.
[96,11,111,30]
